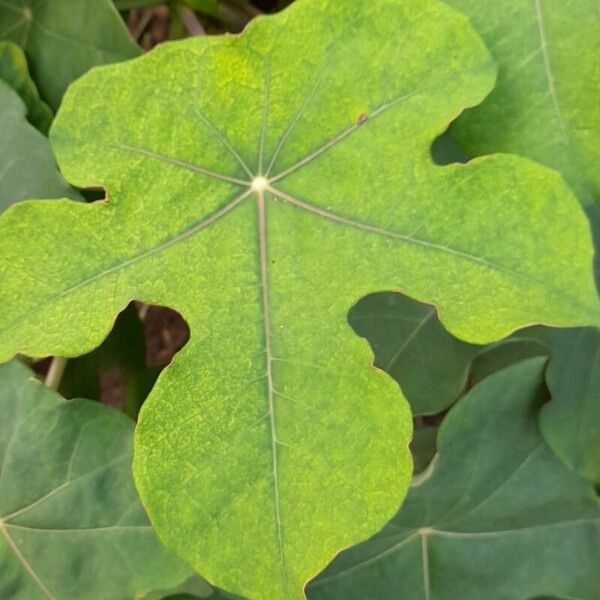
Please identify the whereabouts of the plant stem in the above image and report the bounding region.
[45,356,67,391]
[178,6,206,36]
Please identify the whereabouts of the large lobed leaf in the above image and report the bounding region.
[309,359,600,599]
[0,0,599,597]
[0,361,192,599]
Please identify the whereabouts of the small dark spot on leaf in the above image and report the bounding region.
[357,113,369,126]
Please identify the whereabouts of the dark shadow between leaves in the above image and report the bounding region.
[429,127,469,165]
[34,301,190,419]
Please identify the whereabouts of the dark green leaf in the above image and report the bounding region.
[0,361,193,599]
[0,0,140,109]
[446,0,600,203]
[349,293,480,415]
[540,328,600,482]
[0,82,81,211]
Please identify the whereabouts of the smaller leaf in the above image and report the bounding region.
[445,0,600,204]
[0,360,193,599]
[349,293,480,414]
[0,82,81,211]
[469,333,548,385]
[0,41,52,134]
[183,0,219,17]
[539,327,600,482]
[113,0,166,9]
[143,574,214,600]
[0,0,140,109]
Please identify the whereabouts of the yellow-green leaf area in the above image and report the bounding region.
[0,0,599,598]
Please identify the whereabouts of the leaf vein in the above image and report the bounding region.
[111,143,249,186]
[269,186,538,286]
[0,524,56,599]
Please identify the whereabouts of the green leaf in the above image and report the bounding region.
[143,574,214,600]
[349,293,480,415]
[539,327,600,482]
[410,426,438,475]
[0,0,140,109]
[0,82,81,211]
[0,40,52,133]
[0,360,193,599]
[0,0,599,597]
[309,359,600,599]
[445,0,600,203]
[469,329,549,385]
[536,204,600,482]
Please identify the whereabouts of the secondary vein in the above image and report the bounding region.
[533,0,569,144]
[268,186,535,285]
[269,76,446,184]
[111,143,249,186]
[258,56,272,175]
[265,56,330,177]
[194,107,255,179]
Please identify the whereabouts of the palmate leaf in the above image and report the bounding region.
[0,81,80,211]
[309,359,600,599]
[0,0,140,109]
[0,0,599,597]
[0,361,192,599]
[445,0,600,203]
